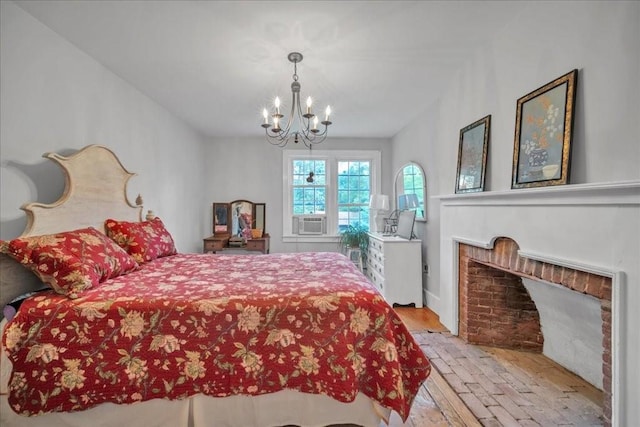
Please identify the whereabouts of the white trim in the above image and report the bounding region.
[282,235,341,244]
[518,250,621,278]
[452,236,493,250]
[425,290,441,314]
[450,239,460,336]
[612,270,624,427]
[433,180,640,206]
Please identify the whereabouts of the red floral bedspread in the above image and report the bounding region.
[3,252,430,420]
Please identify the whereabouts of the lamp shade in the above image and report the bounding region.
[369,194,390,210]
[398,193,419,210]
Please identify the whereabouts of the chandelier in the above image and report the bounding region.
[261,52,332,147]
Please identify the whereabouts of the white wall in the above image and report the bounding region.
[392,102,443,309]
[392,1,640,312]
[392,2,639,424]
[203,136,392,254]
[0,1,207,252]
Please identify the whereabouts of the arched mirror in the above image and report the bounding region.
[393,162,426,221]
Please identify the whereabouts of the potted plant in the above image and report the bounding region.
[338,223,370,266]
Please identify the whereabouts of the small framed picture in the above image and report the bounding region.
[455,115,491,194]
[512,69,578,189]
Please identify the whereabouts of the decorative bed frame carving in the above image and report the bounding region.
[0,145,389,427]
[1,145,143,309]
[21,145,143,236]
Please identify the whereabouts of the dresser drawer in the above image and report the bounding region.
[367,268,384,293]
[367,257,384,276]
[203,238,227,252]
[368,248,384,264]
[369,238,384,253]
[245,239,264,251]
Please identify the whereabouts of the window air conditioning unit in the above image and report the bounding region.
[292,215,327,235]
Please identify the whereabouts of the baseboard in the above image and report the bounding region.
[425,290,440,314]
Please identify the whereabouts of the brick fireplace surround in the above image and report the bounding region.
[436,181,639,425]
[457,237,612,425]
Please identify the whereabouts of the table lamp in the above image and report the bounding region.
[398,193,419,210]
[369,194,390,233]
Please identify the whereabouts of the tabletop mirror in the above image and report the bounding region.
[213,200,266,237]
[393,162,426,221]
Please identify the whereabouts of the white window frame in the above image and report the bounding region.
[282,149,381,242]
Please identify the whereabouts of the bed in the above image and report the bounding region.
[0,145,430,427]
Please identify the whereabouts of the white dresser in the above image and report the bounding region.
[366,233,423,307]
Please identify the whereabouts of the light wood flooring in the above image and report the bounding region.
[391,308,604,427]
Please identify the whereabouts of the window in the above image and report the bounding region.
[337,160,371,231]
[283,150,381,240]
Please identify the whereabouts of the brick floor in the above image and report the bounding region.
[413,331,604,426]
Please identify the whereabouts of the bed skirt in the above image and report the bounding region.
[0,391,386,427]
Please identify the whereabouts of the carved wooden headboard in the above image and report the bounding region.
[1,145,143,307]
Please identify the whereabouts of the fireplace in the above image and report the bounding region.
[457,237,611,422]
[435,181,639,426]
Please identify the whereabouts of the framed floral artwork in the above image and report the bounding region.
[512,69,578,189]
[455,115,491,194]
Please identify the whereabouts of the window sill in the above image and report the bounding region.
[282,235,341,244]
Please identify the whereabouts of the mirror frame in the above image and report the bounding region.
[254,203,266,234]
[229,199,267,237]
[393,162,427,222]
[213,200,267,236]
[213,202,231,235]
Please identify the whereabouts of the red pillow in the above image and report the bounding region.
[104,218,177,263]
[5,227,138,299]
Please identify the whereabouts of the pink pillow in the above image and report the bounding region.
[5,227,138,299]
[104,218,177,263]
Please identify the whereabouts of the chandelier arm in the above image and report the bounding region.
[271,133,289,145]
[265,128,288,146]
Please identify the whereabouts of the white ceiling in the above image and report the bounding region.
[14,1,527,140]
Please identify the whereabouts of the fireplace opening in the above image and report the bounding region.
[458,237,612,424]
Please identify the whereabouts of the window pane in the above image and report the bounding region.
[400,164,425,217]
[336,189,347,205]
[338,206,370,231]
[337,160,371,232]
[292,158,327,215]
[355,190,369,204]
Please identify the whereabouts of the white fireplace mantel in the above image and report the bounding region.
[435,180,640,206]
[434,180,639,426]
